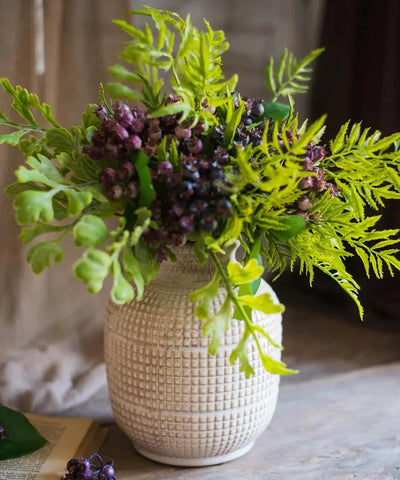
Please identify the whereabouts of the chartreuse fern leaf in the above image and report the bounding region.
[265,48,324,102]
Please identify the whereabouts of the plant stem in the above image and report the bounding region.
[208,249,253,330]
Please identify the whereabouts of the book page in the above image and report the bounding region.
[0,414,101,480]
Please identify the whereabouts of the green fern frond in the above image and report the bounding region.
[265,48,324,102]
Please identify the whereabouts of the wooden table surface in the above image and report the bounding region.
[100,362,400,479]
[99,295,400,479]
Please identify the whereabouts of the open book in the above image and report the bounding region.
[0,413,107,480]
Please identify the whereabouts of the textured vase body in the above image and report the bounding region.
[104,246,283,466]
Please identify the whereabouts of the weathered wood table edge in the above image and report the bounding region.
[100,361,400,479]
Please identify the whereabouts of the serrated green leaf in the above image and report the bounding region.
[190,273,220,320]
[259,353,298,375]
[45,128,77,155]
[229,333,255,378]
[0,406,47,460]
[4,181,43,196]
[134,239,159,284]
[73,248,112,293]
[202,296,232,355]
[237,293,284,315]
[64,189,93,216]
[227,258,264,285]
[73,214,107,247]
[14,190,55,224]
[27,241,64,273]
[123,246,145,300]
[15,165,56,187]
[19,223,65,244]
[0,129,27,145]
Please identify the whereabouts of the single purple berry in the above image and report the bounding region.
[187,137,203,154]
[173,201,186,217]
[113,101,134,128]
[189,199,208,215]
[175,125,192,140]
[125,134,142,150]
[297,196,313,211]
[95,104,108,120]
[148,127,162,144]
[328,182,339,197]
[299,176,315,190]
[91,129,108,147]
[99,168,116,186]
[83,145,104,160]
[106,184,123,200]
[100,463,115,479]
[112,123,129,142]
[179,215,195,234]
[251,102,264,117]
[200,214,218,232]
[157,161,173,176]
[125,181,139,198]
[116,162,135,182]
[316,178,327,192]
[103,143,119,160]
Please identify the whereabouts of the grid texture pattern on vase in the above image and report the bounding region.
[110,396,278,457]
[105,288,282,349]
[104,252,282,459]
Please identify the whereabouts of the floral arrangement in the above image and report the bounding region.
[2,6,400,377]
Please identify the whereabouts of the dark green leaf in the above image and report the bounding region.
[262,102,290,122]
[270,215,306,242]
[132,150,155,207]
[0,406,47,460]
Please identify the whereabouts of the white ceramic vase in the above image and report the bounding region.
[104,245,283,466]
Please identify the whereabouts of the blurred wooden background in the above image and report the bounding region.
[0,0,325,348]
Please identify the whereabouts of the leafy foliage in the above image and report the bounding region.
[108,5,237,129]
[265,48,324,101]
[2,7,400,378]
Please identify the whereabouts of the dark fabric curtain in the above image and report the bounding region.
[309,0,400,328]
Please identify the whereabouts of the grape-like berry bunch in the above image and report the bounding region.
[83,94,338,259]
[64,454,115,480]
[0,425,6,440]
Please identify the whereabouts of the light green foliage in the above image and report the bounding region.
[73,215,108,247]
[0,78,59,144]
[2,8,400,377]
[265,48,324,101]
[27,241,64,274]
[108,6,237,129]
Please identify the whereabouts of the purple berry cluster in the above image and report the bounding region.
[0,425,6,440]
[83,102,144,200]
[64,454,115,480]
[82,93,338,258]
